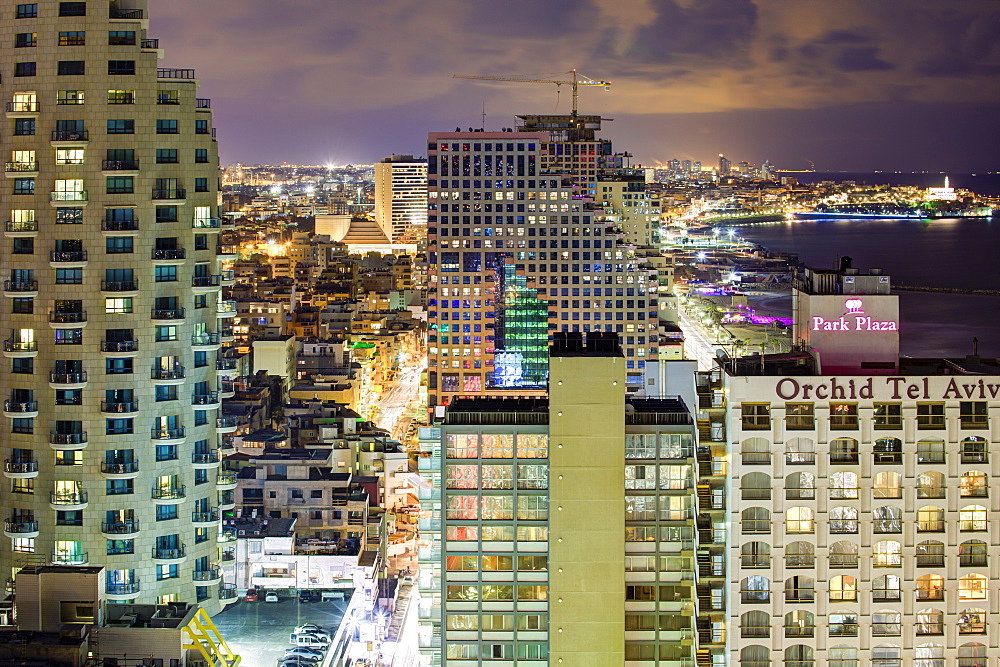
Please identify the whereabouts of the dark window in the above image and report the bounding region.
[194,234,208,250]
[155,385,177,401]
[12,418,33,434]
[54,329,83,345]
[105,418,133,435]
[108,31,135,45]
[13,238,34,254]
[13,178,35,195]
[105,177,133,194]
[156,119,178,134]
[155,149,177,164]
[57,61,85,75]
[11,358,33,374]
[56,511,83,526]
[107,60,134,75]
[155,505,177,521]
[155,444,177,461]
[55,389,81,405]
[107,539,133,555]
[16,4,38,19]
[106,237,133,254]
[58,31,85,45]
[194,178,208,192]
[12,298,33,314]
[155,266,177,282]
[194,149,208,163]
[15,62,36,77]
[105,358,132,374]
[107,119,134,134]
[195,119,209,134]
[106,479,133,495]
[155,206,177,222]
[59,2,87,16]
[15,33,37,47]
[14,119,35,135]
[55,268,82,284]
[194,469,208,485]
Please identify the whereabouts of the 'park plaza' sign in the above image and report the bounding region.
[811,298,898,332]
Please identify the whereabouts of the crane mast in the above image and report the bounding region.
[452,70,611,117]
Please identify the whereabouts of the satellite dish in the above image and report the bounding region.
[716,349,729,360]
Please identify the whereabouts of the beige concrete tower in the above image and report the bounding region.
[0,0,234,612]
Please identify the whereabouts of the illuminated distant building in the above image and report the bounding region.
[0,0,232,611]
[375,155,428,245]
[682,159,693,174]
[718,154,732,176]
[427,119,661,408]
[926,176,958,201]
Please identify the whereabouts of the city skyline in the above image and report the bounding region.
[152,0,999,171]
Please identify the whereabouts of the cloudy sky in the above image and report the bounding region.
[151,0,1000,171]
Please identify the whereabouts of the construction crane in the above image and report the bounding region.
[453,70,611,117]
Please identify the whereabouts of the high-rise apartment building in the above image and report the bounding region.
[723,262,1000,667]
[597,171,662,247]
[375,154,427,246]
[426,118,661,408]
[0,0,232,611]
[416,333,723,666]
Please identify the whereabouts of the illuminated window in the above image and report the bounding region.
[916,574,945,601]
[958,575,988,602]
[829,471,859,499]
[829,540,858,568]
[785,403,814,430]
[960,470,988,498]
[873,471,902,498]
[784,611,814,638]
[959,505,988,532]
[784,541,814,568]
[873,540,902,567]
[829,403,858,430]
[785,472,815,499]
[786,507,814,534]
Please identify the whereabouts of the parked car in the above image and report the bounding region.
[284,647,325,660]
[289,632,330,648]
[278,659,319,667]
[293,623,326,635]
[244,589,258,602]
[320,590,344,602]
[264,591,279,603]
[298,590,316,603]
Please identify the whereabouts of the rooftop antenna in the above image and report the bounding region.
[481,103,486,131]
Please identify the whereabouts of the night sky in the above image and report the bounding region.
[152,0,1000,171]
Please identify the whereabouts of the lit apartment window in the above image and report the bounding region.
[829,437,859,464]
[58,31,85,46]
[917,403,945,429]
[783,611,814,638]
[873,437,902,464]
[961,436,988,463]
[960,401,988,429]
[741,403,770,430]
[741,542,770,568]
[107,89,134,104]
[741,437,770,465]
[873,402,902,429]
[785,402,814,430]
[916,438,945,463]
[829,403,858,430]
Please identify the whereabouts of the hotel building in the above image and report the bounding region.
[427,117,661,408]
[0,0,233,611]
[375,154,428,247]
[416,333,725,666]
[725,263,1000,667]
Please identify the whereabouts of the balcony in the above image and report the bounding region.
[101,280,138,296]
[49,491,88,511]
[3,400,38,418]
[105,581,141,600]
[3,341,37,358]
[5,101,39,118]
[100,461,139,478]
[217,471,238,489]
[152,188,186,201]
[157,68,195,79]
[151,368,186,384]
[191,333,221,351]
[5,161,38,176]
[216,417,238,434]
[101,520,140,538]
[101,219,139,234]
[101,159,140,174]
[216,244,239,259]
[151,308,186,324]
[5,220,38,237]
[101,340,138,357]
[100,401,139,416]
[50,432,87,450]
[192,510,220,526]
[151,248,186,264]
[192,450,221,468]
[216,358,237,373]
[219,327,235,342]
[219,491,235,510]
[3,280,38,298]
[219,583,238,603]
[110,8,145,19]
[193,566,222,583]
[150,428,186,443]
[51,551,88,566]
[49,372,88,389]
[4,520,39,539]
[49,250,88,267]
[50,130,89,144]
[218,528,236,544]
[141,38,159,49]
[4,460,38,478]
[193,217,221,231]
[192,393,221,410]
[49,311,87,328]
[151,546,187,563]
[216,301,237,317]
[191,275,222,292]
[151,486,186,503]
[220,270,235,285]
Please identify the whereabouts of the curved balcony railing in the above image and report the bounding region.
[3,280,37,292]
[192,510,219,523]
[49,311,87,324]
[102,159,140,171]
[50,372,87,384]
[101,340,138,353]
[4,400,38,413]
[5,221,38,233]
[151,486,186,500]
[106,581,141,595]
[192,275,221,288]
[152,546,186,559]
[151,368,185,380]
[193,566,221,581]
[4,460,37,474]
[150,428,186,441]
[101,280,138,291]
[4,520,38,534]
[151,308,185,320]
[192,333,220,346]
[151,249,185,261]
[101,520,140,535]
[100,401,138,413]
[192,393,219,406]
[50,432,87,445]
[102,219,139,232]
[3,341,37,353]
[100,461,139,474]
[50,491,88,506]
[219,583,238,599]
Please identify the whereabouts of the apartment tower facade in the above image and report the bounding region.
[0,0,234,612]
[374,154,428,246]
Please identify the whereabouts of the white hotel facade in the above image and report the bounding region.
[724,264,999,667]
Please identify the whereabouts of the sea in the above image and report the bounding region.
[735,216,1000,359]
[774,171,1000,197]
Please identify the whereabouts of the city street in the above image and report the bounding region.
[374,365,424,439]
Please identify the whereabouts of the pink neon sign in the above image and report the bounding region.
[811,298,898,332]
